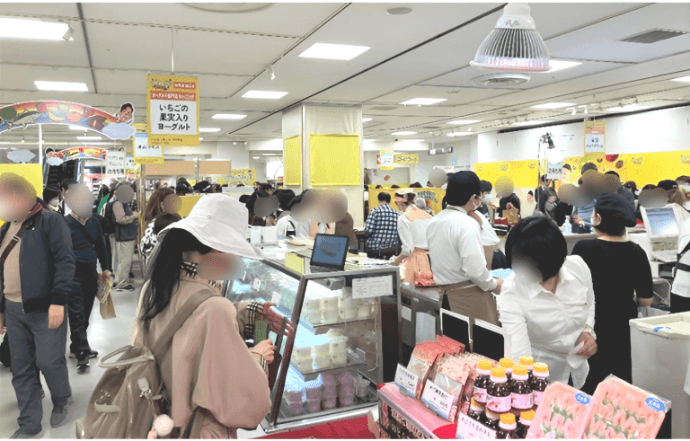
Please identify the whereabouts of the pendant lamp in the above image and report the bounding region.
[471,3,550,72]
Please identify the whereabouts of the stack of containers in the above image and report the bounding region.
[284,379,305,416]
[304,375,324,413]
[322,291,340,324]
[338,371,356,406]
[292,338,314,373]
[311,335,332,371]
[330,334,349,367]
[303,294,322,324]
[322,373,338,410]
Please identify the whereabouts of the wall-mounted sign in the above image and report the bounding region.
[429,147,453,155]
[106,151,125,178]
[229,168,256,186]
[56,146,107,161]
[133,133,163,164]
[584,121,606,154]
[394,153,419,165]
[125,155,136,173]
[0,101,135,140]
[147,74,200,147]
[379,147,394,170]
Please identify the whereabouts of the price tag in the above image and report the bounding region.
[394,364,419,398]
[456,411,497,439]
[352,275,393,299]
[271,292,281,306]
[421,380,455,420]
[252,278,261,291]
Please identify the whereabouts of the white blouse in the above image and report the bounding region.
[497,255,596,388]
[397,215,432,256]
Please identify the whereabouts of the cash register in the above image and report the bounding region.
[639,205,684,263]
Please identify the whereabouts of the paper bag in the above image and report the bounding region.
[97,275,116,320]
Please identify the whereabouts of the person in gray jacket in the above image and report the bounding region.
[0,174,76,438]
[111,183,139,291]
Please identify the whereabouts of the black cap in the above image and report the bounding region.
[446,171,481,207]
[657,180,678,191]
[595,193,637,228]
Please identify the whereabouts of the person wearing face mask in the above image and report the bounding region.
[571,193,653,394]
[497,217,597,389]
[532,188,558,224]
[130,194,292,438]
[426,172,504,326]
[391,189,433,282]
[43,185,62,213]
[476,180,493,216]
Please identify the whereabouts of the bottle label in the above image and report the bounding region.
[456,411,497,439]
[512,392,534,410]
[487,394,512,413]
[533,390,544,406]
[473,387,488,404]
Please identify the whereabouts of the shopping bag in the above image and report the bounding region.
[97,275,116,320]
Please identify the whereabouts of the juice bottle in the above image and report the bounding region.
[499,358,514,382]
[487,367,511,414]
[519,410,535,438]
[484,409,500,431]
[510,365,533,411]
[473,360,493,405]
[496,413,519,439]
[530,362,550,408]
[468,398,486,423]
[519,355,534,381]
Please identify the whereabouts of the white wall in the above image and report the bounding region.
[476,105,690,163]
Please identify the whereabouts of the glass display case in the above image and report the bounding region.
[223,251,402,434]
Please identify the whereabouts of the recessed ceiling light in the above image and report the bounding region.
[387,7,412,15]
[69,125,87,131]
[671,75,690,83]
[362,118,372,123]
[606,104,650,112]
[400,98,447,106]
[531,102,576,109]
[543,60,582,73]
[512,121,552,126]
[212,114,247,120]
[392,131,417,136]
[299,43,370,61]
[0,18,70,41]
[199,128,221,133]
[446,132,474,137]
[253,156,260,160]
[35,81,88,92]
[76,136,101,141]
[200,137,204,141]
[448,120,480,125]
[242,90,288,99]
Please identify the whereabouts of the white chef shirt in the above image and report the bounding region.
[478,212,500,247]
[397,215,432,256]
[673,218,690,299]
[276,214,296,238]
[497,255,595,389]
[426,206,497,291]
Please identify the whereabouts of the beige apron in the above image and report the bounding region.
[439,280,500,327]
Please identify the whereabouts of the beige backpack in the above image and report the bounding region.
[75,293,211,439]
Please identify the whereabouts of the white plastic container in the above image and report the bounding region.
[355,378,369,398]
[357,301,373,319]
[305,309,322,324]
[305,384,323,401]
[305,398,321,413]
[323,309,339,323]
[322,295,340,311]
[339,307,357,320]
[331,350,348,366]
[311,335,331,355]
[292,354,313,372]
[313,353,331,370]
[293,341,312,358]
[322,396,337,410]
[286,400,304,416]
[339,395,355,407]
[304,297,321,311]
[330,336,348,353]
[283,388,303,404]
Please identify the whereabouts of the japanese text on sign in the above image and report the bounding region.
[394,364,420,398]
[106,151,125,178]
[352,275,393,299]
[421,380,454,420]
[125,155,135,172]
[456,410,497,439]
[147,74,200,147]
[133,133,163,164]
[584,121,606,154]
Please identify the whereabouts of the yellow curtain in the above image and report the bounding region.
[283,135,302,186]
[309,134,361,186]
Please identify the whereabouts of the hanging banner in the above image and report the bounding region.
[133,133,164,164]
[56,146,107,161]
[379,147,394,170]
[125,155,136,173]
[584,121,606,154]
[547,142,566,180]
[106,151,125,178]
[394,153,419,165]
[147,74,200,147]
[0,101,135,140]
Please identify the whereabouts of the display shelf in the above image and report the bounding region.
[302,316,375,332]
[291,356,366,378]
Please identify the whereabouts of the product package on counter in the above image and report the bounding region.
[426,356,473,423]
[526,382,595,439]
[435,335,466,355]
[583,376,671,439]
[406,343,446,399]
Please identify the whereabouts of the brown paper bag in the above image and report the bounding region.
[97,276,116,320]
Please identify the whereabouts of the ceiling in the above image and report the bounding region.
[0,2,689,149]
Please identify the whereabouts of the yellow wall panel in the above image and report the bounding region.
[309,134,361,186]
[283,135,302,186]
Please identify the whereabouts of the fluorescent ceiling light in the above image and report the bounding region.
[448,120,480,125]
[200,137,204,141]
[671,75,690,83]
[512,120,552,126]
[253,157,260,160]
[212,114,247,120]
[362,118,372,123]
[606,104,650,112]
[299,43,370,61]
[398,139,424,142]
[69,125,87,131]
[531,102,576,109]
[0,18,70,41]
[392,131,417,136]
[446,132,474,137]
[199,127,221,133]
[242,90,288,99]
[400,98,447,106]
[544,60,582,73]
[35,81,88,92]
[77,136,101,141]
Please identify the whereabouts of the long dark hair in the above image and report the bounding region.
[141,229,211,327]
[144,187,174,223]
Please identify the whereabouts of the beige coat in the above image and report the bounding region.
[134,276,271,438]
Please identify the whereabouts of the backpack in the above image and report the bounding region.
[102,199,117,235]
[75,292,212,439]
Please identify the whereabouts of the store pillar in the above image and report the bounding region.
[281,104,365,228]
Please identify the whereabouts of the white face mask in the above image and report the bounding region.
[49,198,59,207]
[484,194,492,204]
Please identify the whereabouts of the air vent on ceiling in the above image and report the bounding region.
[620,29,687,44]
[472,73,531,87]
[420,126,441,130]
[369,106,398,111]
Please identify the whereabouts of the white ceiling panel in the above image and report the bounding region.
[546,4,690,63]
[0,32,89,67]
[232,113,283,138]
[0,3,80,17]
[86,23,175,72]
[0,64,94,92]
[370,85,514,107]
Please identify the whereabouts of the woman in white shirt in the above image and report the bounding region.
[498,217,597,389]
[391,189,432,282]
[672,217,690,313]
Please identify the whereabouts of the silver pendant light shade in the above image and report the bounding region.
[471,3,550,73]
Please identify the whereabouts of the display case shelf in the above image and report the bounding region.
[290,355,366,378]
[302,317,375,332]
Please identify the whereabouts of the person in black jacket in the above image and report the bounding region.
[0,174,76,437]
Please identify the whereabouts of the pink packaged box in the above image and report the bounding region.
[526,382,595,439]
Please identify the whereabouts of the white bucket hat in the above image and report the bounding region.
[158,193,263,260]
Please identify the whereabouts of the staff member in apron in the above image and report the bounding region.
[427,172,504,325]
[391,189,432,283]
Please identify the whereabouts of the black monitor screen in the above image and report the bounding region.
[310,234,349,270]
[472,322,505,361]
[441,311,470,349]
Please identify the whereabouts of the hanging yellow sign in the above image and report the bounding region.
[584,121,606,154]
[147,74,200,147]
[394,153,419,165]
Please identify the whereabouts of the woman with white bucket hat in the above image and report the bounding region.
[132,194,292,438]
